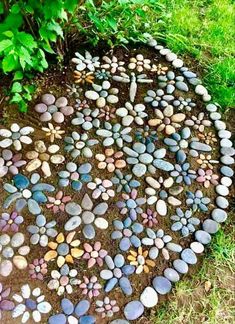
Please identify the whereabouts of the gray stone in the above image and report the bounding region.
[215,185,229,196]
[181,248,197,264]
[164,268,180,282]
[173,259,188,274]
[124,301,144,320]
[203,219,219,234]
[195,230,211,245]
[216,196,229,209]
[190,141,211,152]
[220,166,234,177]
[218,130,231,139]
[152,276,172,295]
[211,208,227,223]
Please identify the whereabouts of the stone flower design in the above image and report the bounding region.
[48,298,95,324]
[42,123,65,143]
[27,214,57,247]
[64,131,98,158]
[173,96,196,112]
[95,297,119,318]
[3,173,55,215]
[141,208,158,228]
[151,63,168,75]
[74,70,94,84]
[100,254,135,295]
[123,144,174,177]
[79,276,102,298]
[29,258,48,281]
[72,50,100,71]
[171,208,200,237]
[135,125,158,144]
[186,190,211,212]
[170,163,197,185]
[0,123,34,151]
[128,54,152,72]
[148,105,186,135]
[0,211,23,232]
[198,131,217,145]
[46,191,72,213]
[34,94,74,123]
[85,81,119,108]
[0,284,15,320]
[111,219,143,251]
[141,228,182,260]
[95,148,126,172]
[66,83,82,98]
[83,242,107,268]
[157,71,188,94]
[94,68,111,80]
[96,122,132,148]
[127,247,155,274]
[48,264,81,296]
[71,108,100,130]
[185,112,212,132]
[116,188,146,222]
[98,105,116,121]
[196,168,219,188]
[0,149,26,177]
[64,194,109,240]
[196,153,218,170]
[145,176,182,216]
[58,162,92,191]
[101,55,126,73]
[87,178,115,201]
[25,140,65,177]
[144,89,174,108]
[12,284,51,323]
[44,231,84,268]
[75,98,90,111]
[164,127,191,163]
[111,170,141,193]
[116,102,148,126]
[0,232,30,277]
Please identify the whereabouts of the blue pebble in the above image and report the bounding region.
[114,254,125,268]
[79,315,96,324]
[122,265,135,276]
[71,180,82,191]
[119,277,133,295]
[124,301,144,320]
[220,166,234,177]
[32,191,47,203]
[176,150,186,163]
[32,183,55,192]
[105,277,118,292]
[131,222,143,234]
[130,235,141,247]
[75,300,90,317]
[119,237,131,251]
[61,298,74,315]
[48,314,66,324]
[78,163,92,174]
[13,174,29,189]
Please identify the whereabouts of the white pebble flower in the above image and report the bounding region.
[72,51,100,72]
[0,123,34,151]
[128,54,152,72]
[116,102,148,126]
[87,178,115,201]
[12,284,51,323]
[101,55,126,73]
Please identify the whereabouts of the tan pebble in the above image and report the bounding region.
[13,256,28,269]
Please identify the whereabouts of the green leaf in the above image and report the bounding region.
[2,31,14,38]
[13,71,24,81]
[10,92,22,103]
[11,82,22,93]
[11,4,21,14]
[2,54,19,72]
[17,32,37,50]
[38,49,48,69]
[107,16,117,32]
[0,39,13,53]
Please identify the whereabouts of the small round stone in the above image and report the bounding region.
[152,276,172,295]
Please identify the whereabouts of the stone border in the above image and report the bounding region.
[114,37,234,323]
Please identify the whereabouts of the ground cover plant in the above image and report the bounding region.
[0,1,234,324]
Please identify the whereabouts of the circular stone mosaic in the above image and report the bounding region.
[0,38,234,324]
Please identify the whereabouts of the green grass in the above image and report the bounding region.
[74,0,235,109]
[152,222,235,324]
